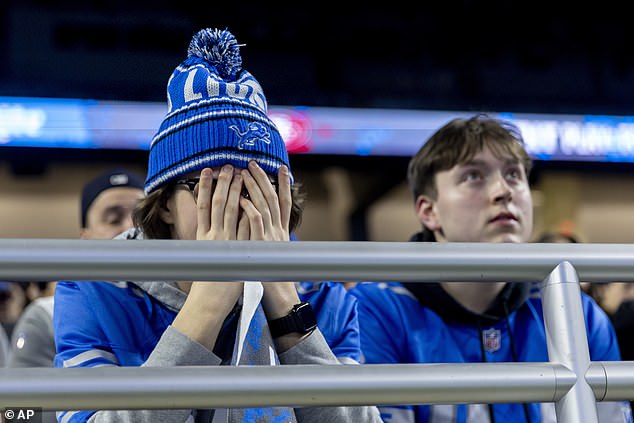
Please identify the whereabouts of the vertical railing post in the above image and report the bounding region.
[542,261,598,423]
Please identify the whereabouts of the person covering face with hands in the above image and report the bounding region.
[53,28,380,423]
[167,162,306,354]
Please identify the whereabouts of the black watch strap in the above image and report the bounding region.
[268,302,317,338]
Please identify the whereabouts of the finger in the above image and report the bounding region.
[246,162,278,226]
[249,161,279,211]
[210,164,233,231]
[239,196,264,240]
[224,173,243,237]
[278,165,292,232]
[242,167,273,229]
[237,209,250,240]
[196,168,213,236]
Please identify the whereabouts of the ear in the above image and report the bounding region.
[158,197,175,224]
[414,194,441,232]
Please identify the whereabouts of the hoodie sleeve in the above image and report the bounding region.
[279,329,382,423]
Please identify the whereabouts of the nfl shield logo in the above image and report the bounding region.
[482,328,501,353]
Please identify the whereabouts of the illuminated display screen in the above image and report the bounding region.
[2,96,634,163]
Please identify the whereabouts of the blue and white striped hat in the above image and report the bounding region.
[145,28,291,195]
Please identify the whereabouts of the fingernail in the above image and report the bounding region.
[223,164,233,172]
[280,165,288,175]
[248,161,258,169]
[201,168,211,176]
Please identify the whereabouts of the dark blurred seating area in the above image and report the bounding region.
[1,1,633,115]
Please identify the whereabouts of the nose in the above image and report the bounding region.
[491,174,512,203]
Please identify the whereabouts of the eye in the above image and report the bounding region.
[108,217,123,225]
[506,167,523,181]
[104,210,125,225]
[462,170,482,182]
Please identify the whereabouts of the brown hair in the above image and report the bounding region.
[407,113,532,201]
[133,181,306,240]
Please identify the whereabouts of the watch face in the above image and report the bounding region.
[293,302,317,332]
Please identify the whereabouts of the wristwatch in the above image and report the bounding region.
[268,302,317,338]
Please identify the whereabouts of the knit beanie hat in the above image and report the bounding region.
[81,168,145,227]
[145,28,292,195]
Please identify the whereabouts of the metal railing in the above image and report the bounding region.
[0,239,633,422]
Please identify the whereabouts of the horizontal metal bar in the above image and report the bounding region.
[0,363,575,410]
[1,239,634,282]
[587,361,634,401]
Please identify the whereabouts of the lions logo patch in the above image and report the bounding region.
[229,122,272,149]
[482,328,501,353]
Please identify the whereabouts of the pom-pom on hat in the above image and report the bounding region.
[145,28,292,195]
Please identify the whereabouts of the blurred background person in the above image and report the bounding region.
[534,230,579,244]
[0,281,29,339]
[78,168,146,240]
[593,283,634,387]
[535,227,585,292]
[0,310,9,367]
[7,281,57,368]
[535,224,634,411]
[590,272,634,412]
[7,168,144,422]
[9,167,145,367]
[536,227,634,340]
[590,283,634,318]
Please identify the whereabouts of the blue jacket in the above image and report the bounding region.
[349,279,633,423]
[54,279,365,423]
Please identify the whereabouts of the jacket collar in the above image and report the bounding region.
[404,231,530,325]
